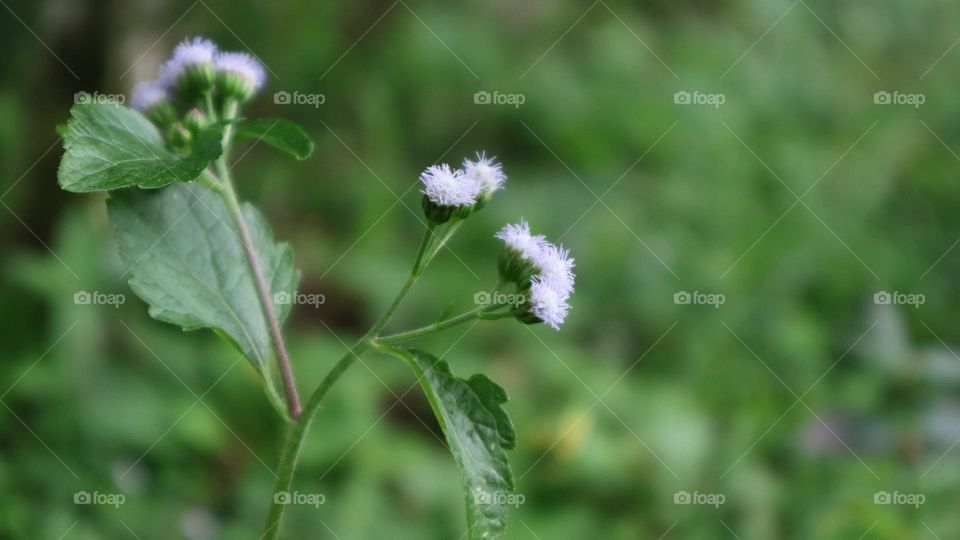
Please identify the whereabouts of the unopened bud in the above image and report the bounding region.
[183,108,208,134]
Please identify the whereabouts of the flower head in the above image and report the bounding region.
[130,80,168,112]
[496,219,576,330]
[160,37,218,87]
[530,275,571,330]
[533,243,575,296]
[495,219,546,261]
[463,152,506,195]
[420,164,477,207]
[215,51,267,101]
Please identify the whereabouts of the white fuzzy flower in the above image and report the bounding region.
[215,51,267,93]
[533,243,575,296]
[130,80,167,112]
[463,152,506,194]
[530,274,571,330]
[495,219,546,261]
[160,36,218,84]
[420,164,477,206]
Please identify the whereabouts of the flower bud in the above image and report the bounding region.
[160,37,218,100]
[131,80,176,128]
[215,52,266,103]
[518,275,571,330]
[183,108,208,134]
[419,164,476,224]
[463,153,506,213]
[495,220,544,283]
[169,123,193,151]
[495,220,576,330]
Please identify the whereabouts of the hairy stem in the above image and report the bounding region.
[262,226,436,538]
[262,344,365,538]
[214,99,302,420]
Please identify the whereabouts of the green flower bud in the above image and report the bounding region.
[169,123,193,151]
[145,101,177,129]
[183,108,208,134]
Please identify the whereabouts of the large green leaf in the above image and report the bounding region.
[58,103,222,192]
[108,182,299,411]
[385,347,516,539]
[235,118,314,160]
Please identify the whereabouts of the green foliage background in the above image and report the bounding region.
[2,0,960,538]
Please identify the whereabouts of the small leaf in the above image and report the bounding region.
[385,347,516,540]
[235,118,314,160]
[58,103,222,193]
[108,182,299,412]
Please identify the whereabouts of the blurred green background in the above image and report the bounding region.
[3,0,960,538]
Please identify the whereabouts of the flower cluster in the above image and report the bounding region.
[496,219,575,330]
[129,36,267,148]
[420,152,507,224]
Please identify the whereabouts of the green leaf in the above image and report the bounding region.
[108,182,299,412]
[58,103,222,193]
[385,347,516,539]
[235,118,314,160]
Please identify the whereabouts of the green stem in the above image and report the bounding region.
[377,305,511,346]
[262,225,436,539]
[203,91,218,123]
[262,343,365,538]
[215,99,302,420]
[422,219,463,269]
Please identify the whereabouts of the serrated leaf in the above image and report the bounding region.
[58,103,222,193]
[386,347,516,539]
[108,182,299,411]
[235,118,314,160]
